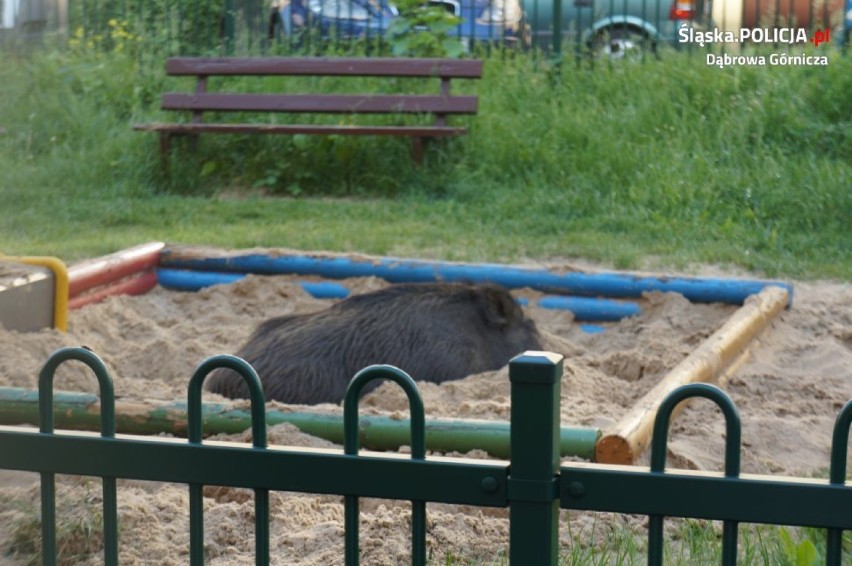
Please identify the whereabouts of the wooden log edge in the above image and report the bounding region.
[595,285,789,465]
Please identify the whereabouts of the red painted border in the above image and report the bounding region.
[68,242,165,297]
[68,270,159,310]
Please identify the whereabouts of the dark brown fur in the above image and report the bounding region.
[205,282,542,404]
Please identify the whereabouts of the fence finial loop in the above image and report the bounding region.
[37,346,119,566]
[650,383,741,476]
[185,354,269,566]
[343,364,425,457]
[187,354,266,446]
[342,364,427,566]
[38,346,116,436]
[648,382,742,566]
[827,398,852,565]
[829,399,852,485]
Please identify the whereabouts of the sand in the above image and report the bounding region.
[0,263,849,564]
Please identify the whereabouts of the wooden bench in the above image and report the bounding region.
[133,57,484,172]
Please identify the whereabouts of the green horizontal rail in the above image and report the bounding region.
[0,386,600,460]
[560,464,852,530]
[1,425,849,529]
[0,426,509,507]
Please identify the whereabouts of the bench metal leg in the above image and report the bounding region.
[158,132,171,175]
[411,137,424,165]
[158,133,200,175]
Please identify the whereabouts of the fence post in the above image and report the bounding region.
[508,351,563,565]
[57,0,68,39]
[223,0,236,54]
[551,0,562,62]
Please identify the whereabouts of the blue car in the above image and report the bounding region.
[269,0,528,49]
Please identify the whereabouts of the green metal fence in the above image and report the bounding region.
[0,346,850,564]
[5,0,845,56]
[64,0,272,55]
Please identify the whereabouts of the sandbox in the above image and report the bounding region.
[1,242,797,464]
[0,243,849,564]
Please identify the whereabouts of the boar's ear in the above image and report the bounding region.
[478,285,516,328]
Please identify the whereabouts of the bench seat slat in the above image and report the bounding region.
[133,123,468,137]
[161,93,478,114]
[166,57,484,79]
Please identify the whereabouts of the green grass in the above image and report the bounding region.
[434,520,851,564]
[1,45,850,277]
[2,41,851,563]
[3,481,105,565]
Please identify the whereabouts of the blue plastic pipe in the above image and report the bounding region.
[156,269,350,299]
[157,269,641,321]
[159,251,794,306]
[515,296,640,321]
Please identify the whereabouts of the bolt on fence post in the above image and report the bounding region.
[508,351,564,566]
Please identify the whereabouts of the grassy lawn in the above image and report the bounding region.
[1,45,850,278]
[0,39,850,564]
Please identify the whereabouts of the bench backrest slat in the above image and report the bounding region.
[165,57,484,79]
[161,93,478,114]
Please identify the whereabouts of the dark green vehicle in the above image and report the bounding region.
[522,0,710,56]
